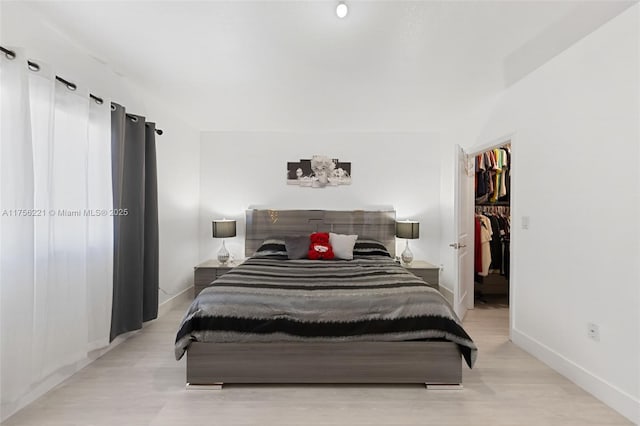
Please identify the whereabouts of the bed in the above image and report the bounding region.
[175,209,476,388]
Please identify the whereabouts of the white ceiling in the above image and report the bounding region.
[10,1,634,131]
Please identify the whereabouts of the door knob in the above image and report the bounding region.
[449,243,467,249]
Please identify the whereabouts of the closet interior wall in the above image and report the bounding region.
[473,144,511,304]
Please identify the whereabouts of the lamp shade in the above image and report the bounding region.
[212,220,237,238]
[396,221,419,239]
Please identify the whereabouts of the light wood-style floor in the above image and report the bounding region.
[2,301,632,426]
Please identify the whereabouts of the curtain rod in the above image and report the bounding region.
[1,45,163,136]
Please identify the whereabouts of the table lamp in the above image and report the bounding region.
[212,219,237,264]
[396,220,420,265]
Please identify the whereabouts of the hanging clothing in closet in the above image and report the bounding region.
[474,214,493,277]
[475,147,511,204]
[490,213,503,273]
[487,210,510,276]
[474,206,510,279]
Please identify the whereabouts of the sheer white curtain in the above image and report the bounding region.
[0,49,113,419]
[86,91,114,352]
[0,47,36,418]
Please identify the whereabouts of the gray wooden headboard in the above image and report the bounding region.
[245,209,396,258]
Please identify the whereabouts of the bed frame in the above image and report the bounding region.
[185,209,464,389]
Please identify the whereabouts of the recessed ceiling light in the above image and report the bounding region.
[336,2,348,18]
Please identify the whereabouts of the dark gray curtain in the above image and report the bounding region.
[110,103,159,341]
[143,122,159,322]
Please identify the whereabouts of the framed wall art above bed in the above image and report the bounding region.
[287,155,352,188]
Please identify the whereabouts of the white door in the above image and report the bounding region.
[452,145,474,319]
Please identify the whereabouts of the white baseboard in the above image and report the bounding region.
[158,286,193,317]
[511,328,639,424]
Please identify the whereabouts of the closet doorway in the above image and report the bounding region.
[455,136,515,333]
[472,142,511,308]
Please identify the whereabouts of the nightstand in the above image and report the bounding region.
[194,259,242,297]
[403,260,439,291]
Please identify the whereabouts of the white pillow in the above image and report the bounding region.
[329,233,358,260]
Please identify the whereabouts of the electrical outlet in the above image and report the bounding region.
[587,323,600,342]
[521,216,530,230]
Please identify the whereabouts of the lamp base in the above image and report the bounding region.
[217,240,230,264]
[401,240,413,265]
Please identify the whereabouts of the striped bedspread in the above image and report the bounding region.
[175,257,477,368]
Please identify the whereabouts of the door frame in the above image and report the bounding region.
[463,133,517,339]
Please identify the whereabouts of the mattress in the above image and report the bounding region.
[175,256,477,368]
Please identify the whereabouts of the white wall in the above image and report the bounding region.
[151,109,200,304]
[1,2,201,305]
[472,6,639,423]
[199,132,440,264]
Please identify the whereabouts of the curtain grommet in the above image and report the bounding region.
[1,48,16,60]
[90,94,104,105]
[55,76,77,91]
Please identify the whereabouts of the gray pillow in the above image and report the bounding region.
[285,236,309,260]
